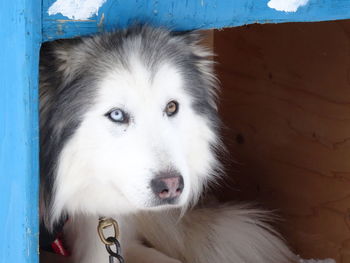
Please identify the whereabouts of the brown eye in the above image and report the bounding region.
[165,100,179,117]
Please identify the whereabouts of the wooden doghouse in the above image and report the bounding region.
[214,21,350,262]
[1,1,350,262]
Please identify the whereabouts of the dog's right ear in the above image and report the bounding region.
[40,38,85,85]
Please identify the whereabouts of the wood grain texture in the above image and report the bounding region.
[42,0,350,41]
[214,20,350,262]
[0,0,41,262]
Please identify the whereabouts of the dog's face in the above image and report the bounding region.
[40,27,221,227]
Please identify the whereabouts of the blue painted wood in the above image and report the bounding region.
[42,0,350,41]
[0,0,41,262]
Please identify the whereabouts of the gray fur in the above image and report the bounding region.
[40,25,297,263]
[40,25,220,228]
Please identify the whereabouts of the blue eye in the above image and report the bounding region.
[106,109,127,123]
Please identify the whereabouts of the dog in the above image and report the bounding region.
[40,25,297,263]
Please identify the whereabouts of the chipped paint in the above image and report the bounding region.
[98,13,105,32]
[57,23,64,35]
[48,0,107,20]
[56,19,94,23]
[267,0,309,12]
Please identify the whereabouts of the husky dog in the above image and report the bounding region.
[40,26,296,263]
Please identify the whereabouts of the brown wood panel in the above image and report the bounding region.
[214,20,350,262]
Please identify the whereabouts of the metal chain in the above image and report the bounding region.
[105,236,124,263]
[97,217,125,263]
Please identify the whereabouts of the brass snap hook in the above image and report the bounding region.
[97,217,120,246]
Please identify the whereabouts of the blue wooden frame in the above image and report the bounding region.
[0,0,350,262]
[43,0,350,41]
[0,0,41,262]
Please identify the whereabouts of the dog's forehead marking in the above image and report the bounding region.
[98,57,184,109]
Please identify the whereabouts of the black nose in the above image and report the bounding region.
[151,170,184,204]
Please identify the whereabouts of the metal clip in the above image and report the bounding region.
[97,217,120,246]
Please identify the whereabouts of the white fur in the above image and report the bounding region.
[57,59,296,263]
[52,58,218,222]
[44,29,297,263]
[64,204,297,263]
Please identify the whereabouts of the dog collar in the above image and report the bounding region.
[40,220,70,256]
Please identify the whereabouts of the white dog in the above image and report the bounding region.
[40,25,297,263]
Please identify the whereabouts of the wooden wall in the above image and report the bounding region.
[214,20,350,262]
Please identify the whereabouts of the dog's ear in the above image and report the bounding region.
[40,38,86,85]
[171,30,214,58]
[172,30,219,111]
[171,30,202,44]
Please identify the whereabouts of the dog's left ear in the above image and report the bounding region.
[171,30,214,59]
[171,30,201,43]
[172,30,219,111]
